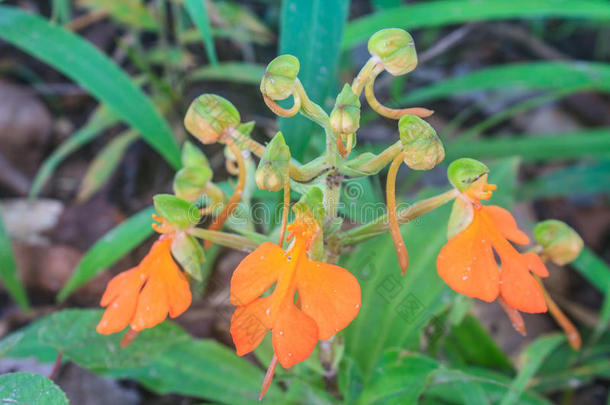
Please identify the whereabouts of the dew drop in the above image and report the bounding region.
[265,308,270,316]
[355,304,360,309]
[260,255,265,260]
[279,331,284,335]
[462,275,468,280]
[288,353,292,357]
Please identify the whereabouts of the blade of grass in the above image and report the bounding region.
[446,129,610,162]
[0,6,181,168]
[500,334,565,405]
[76,130,139,203]
[570,247,610,294]
[343,0,610,49]
[278,0,350,158]
[29,106,119,198]
[57,206,155,302]
[187,62,265,85]
[0,207,30,311]
[184,0,218,66]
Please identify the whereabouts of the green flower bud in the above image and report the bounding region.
[447,197,474,240]
[330,84,361,135]
[368,28,417,76]
[171,232,205,280]
[181,141,209,168]
[260,55,300,101]
[534,220,584,265]
[293,186,325,223]
[447,158,490,192]
[398,115,445,170]
[153,194,200,230]
[173,166,213,202]
[184,94,240,144]
[255,132,291,192]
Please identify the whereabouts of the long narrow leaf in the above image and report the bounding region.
[0,6,181,168]
[57,206,155,302]
[187,62,265,84]
[344,0,610,49]
[571,247,610,294]
[278,0,350,158]
[184,0,218,66]
[29,106,119,198]
[0,207,29,311]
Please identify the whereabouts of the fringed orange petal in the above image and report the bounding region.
[522,252,549,278]
[296,260,361,340]
[97,267,147,334]
[231,296,273,356]
[272,303,318,368]
[482,205,529,245]
[230,242,283,306]
[498,250,547,313]
[437,213,499,302]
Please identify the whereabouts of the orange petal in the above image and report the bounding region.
[296,259,361,340]
[521,252,549,278]
[498,251,547,313]
[230,242,283,306]
[272,303,318,368]
[482,205,529,245]
[437,214,499,302]
[97,267,146,334]
[130,270,170,331]
[230,296,272,356]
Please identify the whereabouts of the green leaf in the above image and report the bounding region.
[518,160,610,200]
[343,1,610,49]
[399,62,610,106]
[278,0,350,158]
[500,334,565,405]
[0,372,68,405]
[184,0,218,66]
[76,130,138,203]
[30,106,119,198]
[570,247,610,293]
[356,350,439,404]
[0,207,29,311]
[188,62,265,85]
[446,129,610,162]
[76,0,158,30]
[153,194,200,229]
[442,314,514,374]
[57,206,155,302]
[0,6,181,168]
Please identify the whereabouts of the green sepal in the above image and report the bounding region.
[447,197,474,240]
[171,232,205,280]
[255,132,291,192]
[368,28,417,76]
[260,54,300,100]
[447,158,490,192]
[181,141,210,168]
[184,94,240,144]
[330,84,361,135]
[398,115,445,170]
[533,219,584,265]
[153,194,201,230]
[173,166,213,202]
[293,186,325,223]
[237,121,255,137]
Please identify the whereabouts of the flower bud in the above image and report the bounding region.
[260,55,300,101]
[255,132,291,192]
[398,115,444,170]
[153,194,201,230]
[447,158,489,192]
[181,141,209,168]
[330,84,361,135]
[368,28,417,76]
[171,232,205,280]
[173,166,213,202]
[184,94,240,144]
[534,220,584,265]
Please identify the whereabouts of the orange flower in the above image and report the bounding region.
[96,235,192,336]
[230,213,361,370]
[436,175,549,313]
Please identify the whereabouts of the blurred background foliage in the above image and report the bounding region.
[0,0,609,404]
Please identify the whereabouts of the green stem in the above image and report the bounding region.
[337,188,458,246]
[188,228,262,251]
[345,141,403,175]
